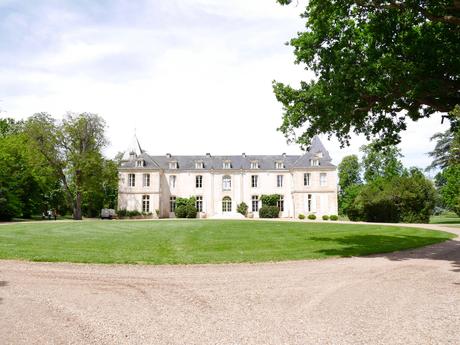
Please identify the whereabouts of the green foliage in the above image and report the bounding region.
[259,205,280,218]
[175,205,187,218]
[298,214,305,220]
[237,202,248,216]
[308,214,316,220]
[186,204,198,219]
[322,215,329,220]
[361,142,403,183]
[329,215,338,221]
[340,184,364,218]
[117,209,127,217]
[338,155,361,190]
[439,164,460,216]
[274,1,460,148]
[127,210,141,217]
[260,194,281,207]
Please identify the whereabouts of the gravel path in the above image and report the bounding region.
[1,224,459,345]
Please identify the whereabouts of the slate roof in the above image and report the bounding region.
[119,136,335,170]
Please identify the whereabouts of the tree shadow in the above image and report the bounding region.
[0,280,7,304]
[309,234,460,273]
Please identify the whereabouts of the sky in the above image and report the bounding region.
[0,0,450,171]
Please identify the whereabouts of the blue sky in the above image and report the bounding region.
[0,0,449,170]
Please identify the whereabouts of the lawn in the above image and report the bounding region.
[0,220,455,265]
[430,212,460,225]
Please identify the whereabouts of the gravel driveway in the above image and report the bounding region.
[1,224,459,345]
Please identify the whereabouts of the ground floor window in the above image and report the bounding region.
[170,196,176,212]
[196,196,203,212]
[252,195,259,212]
[142,195,150,213]
[307,194,312,212]
[277,195,284,212]
[222,196,232,212]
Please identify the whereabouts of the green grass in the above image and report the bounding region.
[0,220,455,265]
[430,212,460,225]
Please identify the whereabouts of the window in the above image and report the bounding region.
[143,173,150,187]
[222,175,231,191]
[196,196,203,212]
[277,196,284,212]
[304,173,311,186]
[222,196,232,212]
[252,195,259,212]
[169,161,178,169]
[169,175,176,188]
[275,161,284,169]
[250,161,259,169]
[307,194,312,212]
[223,161,232,169]
[136,160,145,167]
[251,175,258,188]
[277,175,283,187]
[320,173,327,186]
[196,175,203,188]
[195,161,204,169]
[128,174,135,187]
[170,196,176,212]
[142,195,150,213]
[309,159,320,166]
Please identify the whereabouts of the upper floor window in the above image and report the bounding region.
[143,173,150,187]
[320,173,327,186]
[169,175,176,188]
[251,175,258,188]
[170,196,176,212]
[309,159,320,166]
[252,195,259,212]
[277,195,284,212]
[304,173,311,186]
[250,161,259,169]
[142,195,150,213]
[128,174,135,187]
[223,161,232,169]
[275,161,284,169]
[196,196,203,212]
[195,161,204,169]
[169,161,178,169]
[222,175,231,191]
[277,175,283,188]
[136,160,145,167]
[196,175,203,188]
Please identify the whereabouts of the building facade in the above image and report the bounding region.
[118,136,338,218]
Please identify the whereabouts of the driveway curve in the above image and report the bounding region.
[0,223,459,345]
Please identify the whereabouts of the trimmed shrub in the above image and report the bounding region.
[175,205,187,218]
[307,214,316,220]
[237,202,248,216]
[186,205,197,218]
[127,210,141,217]
[117,209,128,217]
[322,215,329,220]
[260,194,281,207]
[330,215,339,221]
[259,205,280,218]
[298,213,305,220]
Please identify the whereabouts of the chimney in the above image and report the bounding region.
[282,153,286,158]
[242,153,246,158]
[166,153,171,158]
[129,151,136,161]
[206,153,211,158]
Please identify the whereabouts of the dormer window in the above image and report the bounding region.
[136,160,145,167]
[250,161,259,169]
[223,161,232,169]
[169,161,178,169]
[275,161,284,169]
[310,159,320,166]
[195,161,204,169]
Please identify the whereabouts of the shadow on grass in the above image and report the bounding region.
[0,280,7,304]
[310,234,460,273]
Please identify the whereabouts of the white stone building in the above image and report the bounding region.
[118,136,338,218]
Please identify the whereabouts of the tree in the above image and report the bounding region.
[361,142,403,183]
[439,164,460,216]
[338,155,361,190]
[274,0,460,148]
[25,113,108,220]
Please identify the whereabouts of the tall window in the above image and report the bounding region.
[195,161,204,169]
[320,173,327,186]
[196,196,203,212]
[222,196,232,212]
[307,194,312,212]
[128,174,135,187]
[304,173,311,186]
[309,159,320,166]
[275,161,284,169]
[251,175,258,188]
[143,173,150,187]
[169,161,178,169]
[222,175,231,191]
[169,175,176,188]
[277,175,283,187]
[277,195,284,212]
[196,175,203,188]
[252,195,259,212]
[142,195,150,213]
[170,196,176,212]
[250,161,259,169]
[223,161,232,169]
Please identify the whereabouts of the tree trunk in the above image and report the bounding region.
[73,169,83,220]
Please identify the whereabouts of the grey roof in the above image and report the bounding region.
[119,136,335,170]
